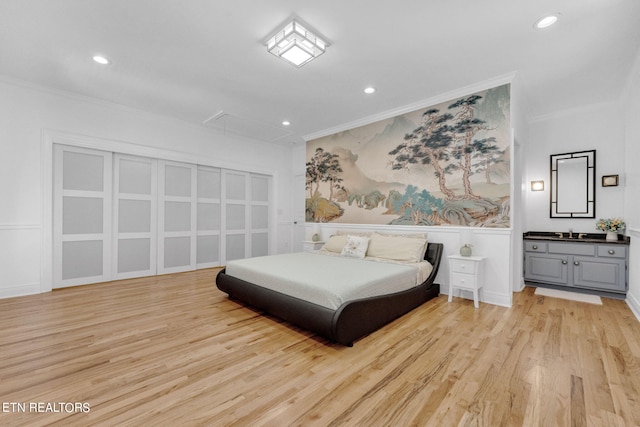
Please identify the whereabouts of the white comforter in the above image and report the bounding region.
[225,252,433,310]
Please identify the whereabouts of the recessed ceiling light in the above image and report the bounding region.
[92,55,110,65]
[282,120,291,126]
[364,87,376,94]
[534,14,560,29]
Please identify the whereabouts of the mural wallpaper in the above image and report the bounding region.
[306,84,511,227]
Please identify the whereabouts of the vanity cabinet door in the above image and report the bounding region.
[572,256,626,292]
[524,253,569,285]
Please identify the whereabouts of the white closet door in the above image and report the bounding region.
[158,161,197,274]
[196,166,221,268]
[222,170,248,262]
[113,154,157,279]
[250,174,270,257]
[221,171,271,262]
[53,145,112,288]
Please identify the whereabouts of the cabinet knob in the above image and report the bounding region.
[532,245,538,250]
[574,261,580,266]
[562,260,568,265]
[608,250,615,255]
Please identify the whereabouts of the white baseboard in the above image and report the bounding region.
[0,283,42,299]
[440,285,512,307]
[626,292,640,322]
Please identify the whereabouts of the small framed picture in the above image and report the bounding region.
[602,174,619,187]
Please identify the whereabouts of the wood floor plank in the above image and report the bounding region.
[0,270,639,426]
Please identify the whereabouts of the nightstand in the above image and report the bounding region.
[447,254,486,308]
[303,240,325,252]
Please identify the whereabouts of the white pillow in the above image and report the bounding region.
[320,235,348,253]
[366,233,428,263]
[340,235,370,259]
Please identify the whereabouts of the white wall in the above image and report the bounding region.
[0,78,294,298]
[524,103,627,233]
[623,51,640,318]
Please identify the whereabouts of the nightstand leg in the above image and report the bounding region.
[448,285,453,303]
[473,289,479,308]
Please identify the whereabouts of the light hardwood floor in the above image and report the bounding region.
[1,268,639,426]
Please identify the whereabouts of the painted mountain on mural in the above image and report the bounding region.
[306,84,511,227]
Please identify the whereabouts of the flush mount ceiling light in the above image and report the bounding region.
[92,55,110,65]
[534,14,560,29]
[364,87,376,94]
[266,19,327,67]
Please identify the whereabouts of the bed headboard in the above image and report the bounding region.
[424,242,444,281]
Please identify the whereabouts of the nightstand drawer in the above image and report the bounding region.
[451,272,477,290]
[450,258,477,274]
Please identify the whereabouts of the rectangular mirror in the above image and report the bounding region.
[550,150,595,218]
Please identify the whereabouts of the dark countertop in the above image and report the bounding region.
[523,231,630,245]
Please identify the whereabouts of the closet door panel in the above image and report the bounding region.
[250,174,270,257]
[63,197,104,234]
[251,233,269,257]
[164,236,191,268]
[117,238,151,273]
[62,240,104,280]
[225,234,245,261]
[118,200,151,233]
[196,166,221,268]
[53,145,112,288]
[197,235,220,265]
[164,202,192,232]
[113,154,157,280]
[63,151,104,191]
[158,161,196,274]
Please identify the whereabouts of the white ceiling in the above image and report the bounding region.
[1,0,639,144]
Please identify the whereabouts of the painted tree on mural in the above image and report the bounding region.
[389,108,457,199]
[389,95,498,201]
[448,95,493,199]
[471,137,505,184]
[305,147,343,200]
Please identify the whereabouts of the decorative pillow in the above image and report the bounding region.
[320,235,348,253]
[340,235,370,259]
[366,233,428,263]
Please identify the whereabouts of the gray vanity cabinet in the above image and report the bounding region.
[524,239,628,295]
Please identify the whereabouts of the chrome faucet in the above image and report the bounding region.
[569,228,573,239]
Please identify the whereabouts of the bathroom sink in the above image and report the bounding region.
[523,231,628,244]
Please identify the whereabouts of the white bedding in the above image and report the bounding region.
[225,252,433,310]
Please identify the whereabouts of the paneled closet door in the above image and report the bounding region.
[250,174,270,257]
[158,160,197,274]
[53,145,112,288]
[221,171,271,263]
[113,154,157,280]
[196,166,221,268]
[222,171,248,262]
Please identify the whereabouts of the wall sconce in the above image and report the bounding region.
[266,19,327,67]
[530,180,545,191]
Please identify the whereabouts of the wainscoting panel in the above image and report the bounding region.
[0,225,42,298]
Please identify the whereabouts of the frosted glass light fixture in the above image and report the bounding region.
[266,20,327,67]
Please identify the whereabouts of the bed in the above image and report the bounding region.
[216,234,443,346]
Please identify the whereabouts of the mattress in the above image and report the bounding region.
[224,252,433,310]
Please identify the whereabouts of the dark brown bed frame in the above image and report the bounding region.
[216,242,443,346]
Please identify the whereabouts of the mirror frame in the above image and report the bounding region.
[550,150,596,218]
